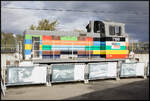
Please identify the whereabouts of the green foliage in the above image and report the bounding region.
[30,24,36,30]
[29,19,58,31]
[1,32,23,47]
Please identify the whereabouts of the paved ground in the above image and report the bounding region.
[1,78,149,100]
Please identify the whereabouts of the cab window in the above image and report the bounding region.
[109,25,121,36]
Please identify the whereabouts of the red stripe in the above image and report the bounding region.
[106,54,128,59]
[85,37,93,41]
[42,35,52,40]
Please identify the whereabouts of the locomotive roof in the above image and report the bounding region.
[24,30,101,37]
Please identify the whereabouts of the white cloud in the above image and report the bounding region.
[1,1,149,42]
[1,7,41,34]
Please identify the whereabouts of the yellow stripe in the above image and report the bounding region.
[93,50,106,54]
[40,45,42,50]
[106,50,129,54]
[93,50,129,54]
[25,44,32,50]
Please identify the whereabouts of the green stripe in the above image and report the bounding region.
[42,45,52,50]
[25,34,32,39]
[85,46,126,50]
[106,46,126,50]
[60,36,77,41]
[25,34,42,40]
[100,46,106,50]
[85,46,100,50]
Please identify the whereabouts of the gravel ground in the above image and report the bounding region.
[1,78,149,100]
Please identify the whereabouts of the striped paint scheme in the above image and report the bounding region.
[42,55,60,58]
[25,44,32,50]
[25,39,32,44]
[25,44,42,50]
[42,51,60,55]
[93,50,129,55]
[52,45,85,48]
[42,45,52,50]
[106,42,127,46]
[42,40,93,46]
[52,47,85,51]
[25,34,42,40]
[25,50,31,55]
[40,45,42,50]
[25,34,32,40]
[85,46,126,50]
[93,41,101,46]
[60,36,78,41]
[106,54,128,59]
[93,50,106,54]
[24,34,129,59]
[25,50,42,55]
[42,35,52,40]
[85,37,93,41]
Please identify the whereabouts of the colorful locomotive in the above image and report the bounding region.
[23,20,129,60]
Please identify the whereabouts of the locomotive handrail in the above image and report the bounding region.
[32,40,93,60]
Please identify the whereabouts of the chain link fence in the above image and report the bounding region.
[128,42,149,54]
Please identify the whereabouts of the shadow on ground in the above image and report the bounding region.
[63,79,149,100]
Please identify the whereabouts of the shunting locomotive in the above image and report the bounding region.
[23,20,129,60]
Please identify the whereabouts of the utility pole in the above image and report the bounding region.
[132,39,134,52]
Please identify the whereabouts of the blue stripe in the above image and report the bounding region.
[93,41,100,46]
[93,41,106,46]
[112,43,120,45]
[25,50,31,55]
[40,40,42,45]
[42,55,60,56]
[40,51,42,55]
[25,50,42,55]
[25,39,32,44]
[42,55,60,58]
[52,47,69,50]
[71,48,85,50]
[100,42,106,46]
[25,39,42,44]
[91,54,101,56]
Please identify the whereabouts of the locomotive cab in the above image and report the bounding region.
[86,20,126,37]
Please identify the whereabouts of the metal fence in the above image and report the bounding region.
[1,47,16,53]
[1,41,23,54]
[4,61,148,87]
[6,66,47,86]
[32,40,94,60]
[128,42,149,54]
[120,63,145,77]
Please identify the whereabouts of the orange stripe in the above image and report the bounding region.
[42,40,93,46]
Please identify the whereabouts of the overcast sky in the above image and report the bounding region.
[1,1,149,42]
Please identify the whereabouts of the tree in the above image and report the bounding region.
[29,19,58,31]
[30,24,36,30]
[1,32,23,47]
[1,32,15,47]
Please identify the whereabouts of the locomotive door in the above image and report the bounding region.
[32,37,40,59]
